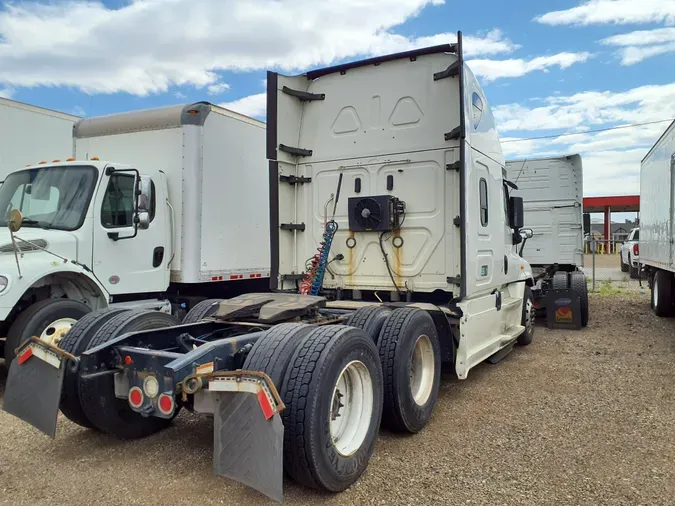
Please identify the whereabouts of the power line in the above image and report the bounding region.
[501,118,675,143]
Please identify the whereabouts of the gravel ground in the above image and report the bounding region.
[1,292,675,506]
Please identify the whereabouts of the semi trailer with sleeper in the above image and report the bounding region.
[3,35,537,502]
[639,120,675,315]
[0,102,269,363]
[505,155,590,325]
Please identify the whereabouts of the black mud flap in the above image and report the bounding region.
[2,341,69,438]
[213,392,284,502]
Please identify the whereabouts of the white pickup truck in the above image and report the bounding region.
[619,227,639,278]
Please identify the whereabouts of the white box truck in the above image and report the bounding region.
[0,101,269,362]
[505,155,589,325]
[0,97,80,180]
[639,120,675,316]
[4,35,538,502]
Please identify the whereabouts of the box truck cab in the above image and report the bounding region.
[0,102,269,362]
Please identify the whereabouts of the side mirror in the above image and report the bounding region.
[583,213,591,235]
[137,211,150,230]
[136,176,153,230]
[509,196,524,230]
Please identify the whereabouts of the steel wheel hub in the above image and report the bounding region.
[330,360,374,457]
[40,317,77,347]
[410,334,435,406]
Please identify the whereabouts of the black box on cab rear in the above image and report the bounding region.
[545,289,582,330]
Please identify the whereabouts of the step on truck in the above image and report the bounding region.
[3,34,537,502]
[0,102,269,363]
[638,120,675,315]
[505,155,590,325]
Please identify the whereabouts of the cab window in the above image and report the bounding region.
[101,174,135,228]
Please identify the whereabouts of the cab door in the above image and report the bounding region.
[92,166,169,295]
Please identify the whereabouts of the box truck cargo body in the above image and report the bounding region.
[0,102,269,362]
[639,120,675,316]
[0,97,79,180]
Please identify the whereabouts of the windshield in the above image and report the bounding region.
[0,166,98,231]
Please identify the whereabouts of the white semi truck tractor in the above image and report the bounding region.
[0,102,269,363]
[3,34,536,502]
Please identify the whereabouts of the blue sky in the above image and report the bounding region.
[1,0,674,200]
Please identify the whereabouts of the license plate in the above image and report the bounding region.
[2,341,68,437]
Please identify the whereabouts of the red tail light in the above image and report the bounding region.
[128,387,144,408]
[158,394,175,415]
[633,243,639,256]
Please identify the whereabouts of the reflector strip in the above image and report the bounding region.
[18,347,33,365]
[257,390,274,420]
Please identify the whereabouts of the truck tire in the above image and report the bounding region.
[5,299,92,364]
[243,323,315,389]
[281,325,383,492]
[568,271,589,327]
[79,310,180,439]
[652,271,674,317]
[620,255,628,272]
[182,299,224,324]
[629,257,639,279]
[343,305,392,343]
[59,308,129,429]
[552,271,568,290]
[377,307,441,433]
[518,287,535,345]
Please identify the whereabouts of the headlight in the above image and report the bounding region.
[0,276,8,293]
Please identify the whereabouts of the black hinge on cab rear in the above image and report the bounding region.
[280,223,305,231]
[433,60,460,81]
[280,175,312,185]
[279,144,312,157]
[282,86,325,102]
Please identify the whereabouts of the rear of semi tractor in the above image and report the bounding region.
[3,34,536,502]
[505,155,590,325]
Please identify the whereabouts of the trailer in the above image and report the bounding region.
[638,120,675,316]
[505,155,589,326]
[3,35,537,502]
[0,102,269,362]
[0,97,79,180]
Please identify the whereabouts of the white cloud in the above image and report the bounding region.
[600,27,675,64]
[535,0,675,26]
[207,82,231,95]
[0,0,524,96]
[468,52,592,82]
[174,91,187,100]
[0,88,12,98]
[496,83,675,196]
[369,29,520,58]
[601,27,675,46]
[494,83,675,132]
[72,105,86,116]
[220,93,266,119]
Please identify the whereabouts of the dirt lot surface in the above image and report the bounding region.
[1,292,675,506]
